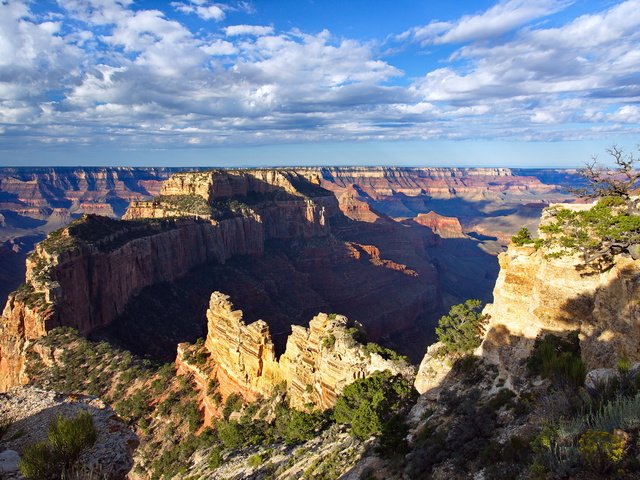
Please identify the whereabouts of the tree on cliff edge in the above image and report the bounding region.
[572,145,640,199]
[436,299,489,357]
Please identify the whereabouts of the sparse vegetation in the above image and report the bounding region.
[19,411,97,479]
[155,194,213,216]
[527,332,586,389]
[511,227,534,246]
[578,430,626,473]
[362,342,408,363]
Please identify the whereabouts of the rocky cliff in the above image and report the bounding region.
[0,167,173,223]
[413,211,466,239]
[478,202,640,376]
[314,167,556,200]
[177,292,413,418]
[0,170,335,390]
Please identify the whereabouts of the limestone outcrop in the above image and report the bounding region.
[178,292,414,416]
[477,204,640,373]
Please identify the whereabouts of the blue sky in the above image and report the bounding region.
[0,0,639,166]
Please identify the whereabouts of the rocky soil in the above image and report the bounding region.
[0,386,138,479]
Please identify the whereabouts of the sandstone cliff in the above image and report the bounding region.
[177,292,414,418]
[0,170,335,390]
[314,167,556,200]
[413,211,466,239]
[477,203,640,375]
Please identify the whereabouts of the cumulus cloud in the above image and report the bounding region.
[224,24,273,36]
[400,0,571,45]
[0,0,639,151]
[172,1,225,21]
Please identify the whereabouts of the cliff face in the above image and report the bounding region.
[413,212,466,239]
[315,167,556,200]
[478,205,640,374]
[0,167,172,220]
[0,170,335,390]
[178,292,413,419]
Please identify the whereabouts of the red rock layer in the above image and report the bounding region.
[414,211,466,238]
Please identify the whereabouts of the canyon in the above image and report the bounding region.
[3,167,640,478]
[0,167,580,389]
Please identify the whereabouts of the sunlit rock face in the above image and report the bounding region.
[478,205,640,374]
[413,212,466,239]
[177,291,414,421]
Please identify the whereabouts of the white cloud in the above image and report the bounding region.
[224,24,273,36]
[0,0,639,150]
[401,0,570,45]
[201,39,236,55]
[609,105,640,123]
[172,2,225,21]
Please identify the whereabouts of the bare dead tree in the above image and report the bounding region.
[570,146,640,199]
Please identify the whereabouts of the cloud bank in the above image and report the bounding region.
[0,0,639,152]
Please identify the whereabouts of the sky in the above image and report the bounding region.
[0,0,639,167]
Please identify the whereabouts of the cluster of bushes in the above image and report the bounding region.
[29,327,161,403]
[333,371,416,456]
[40,214,184,254]
[538,198,640,264]
[20,411,97,479]
[13,283,48,310]
[362,342,409,363]
[523,332,640,477]
[181,338,209,366]
[527,332,586,390]
[210,198,253,220]
[155,194,213,216]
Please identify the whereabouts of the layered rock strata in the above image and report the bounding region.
[478,203,640,373]
[178,292,414,416]
[0,170,333,390]
[413,212,466,238]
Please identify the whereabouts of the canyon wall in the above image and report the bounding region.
[0,170,334,390]
[312,167,557,200]
[0,167,173,223]
[178,292,414,417]
[478,204,640,374]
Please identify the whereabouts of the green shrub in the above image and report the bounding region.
[321,334,336,349]
[247,453,264,468]
[19,442,60,479]
[512,227,534,246]
[216,420,243,449]
[585,393,640,432]
[363,343,408,363]
[222,393,243,419]
[20,411,96,479]
[435,300,489,356]
[578,430,625,473]
[48,411,97,465]
[333,370,416,440]
[208,447,223,469]
[283,410,324,444]
[527,332,586,389]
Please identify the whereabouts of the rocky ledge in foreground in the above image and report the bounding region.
[0,386,138,479]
